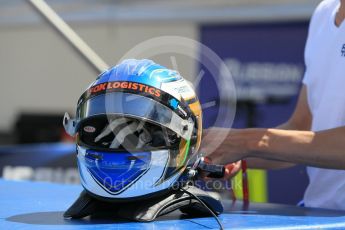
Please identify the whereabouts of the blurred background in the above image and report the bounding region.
[0,0,320,205]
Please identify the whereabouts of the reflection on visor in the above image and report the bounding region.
[76,92,194,140]
[77,115,180,152]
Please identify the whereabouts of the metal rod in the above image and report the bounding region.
[28,0,109,73]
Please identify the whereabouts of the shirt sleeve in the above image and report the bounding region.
[302,1,327,86]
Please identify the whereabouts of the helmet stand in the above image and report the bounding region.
[64,185,223,222]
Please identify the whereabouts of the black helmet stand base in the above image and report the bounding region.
[64,186,223,222]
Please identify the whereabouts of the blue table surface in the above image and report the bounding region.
[1,179,345,230]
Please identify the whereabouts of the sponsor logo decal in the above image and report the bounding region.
[169,98,188,117]
[89,81,161,98]
[169,98,179,109]
[79,81,190,119]
[84,126,96,133]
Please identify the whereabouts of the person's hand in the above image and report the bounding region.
[223,161,242,180]
[199,158,241,185]
[199,157,242,181]
[200,127,261,164]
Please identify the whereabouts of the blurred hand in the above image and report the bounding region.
[200,156,241,181]
[200,127,257,165]
[223,161,242,180]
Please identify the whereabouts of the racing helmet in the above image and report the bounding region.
[64,59,202,200]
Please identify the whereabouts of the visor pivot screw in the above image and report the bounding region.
[188,169,197,178]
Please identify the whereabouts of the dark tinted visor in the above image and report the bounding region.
[76,92,193,141]
[77,115,181,151]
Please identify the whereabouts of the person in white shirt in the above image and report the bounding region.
[202,0,345,210]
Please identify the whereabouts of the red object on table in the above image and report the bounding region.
[241,159,249,207]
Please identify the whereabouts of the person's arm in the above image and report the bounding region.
[245,125,295,170]
[244,85,312,170]
[204,125,345,170]
[204,86,345,169]
[202,86,313,170]
[245,127,345,169]
[245,120,300,170]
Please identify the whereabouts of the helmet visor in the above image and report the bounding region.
[76,92,193,142]
[76,114,182,151]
